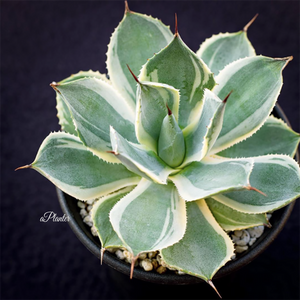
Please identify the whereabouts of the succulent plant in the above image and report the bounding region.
[17,2,300,296]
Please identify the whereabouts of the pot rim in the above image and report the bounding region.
[57,104,298,285]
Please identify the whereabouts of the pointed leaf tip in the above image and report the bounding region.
[15,164,32,171]
[223,90,233,103]
[166,103,172,115]
[174,13,178,36]
[124,1,131,14]
[243,13,258,32]
[130,256,138,279]
[277,56,293,70]
[126,64,140,83]
[106,150,118,155]
[100,248,105,265]
[207,280,222,298]
[50,81,60,93]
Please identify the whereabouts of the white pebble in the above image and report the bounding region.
[115,249,125,260]
[91,226,98,237]
[151,259,158,269]
[138,253,147,260]
[235,245,248,253]
[83,215,93,227]
[230,254,236,260]
[248,226,264,238]
[177,270,186,275]
[156,266,167,274]
[248,237,257,246]
[156,255,162,265]
[123,250,132,261]
[233,230,243,237]
[235,230,250,246]
[148,251,158,259]
[87,205,93,212]
[86,199,95,205]
[141,259,153,271]
[77,201,86,209]
[80,209,88,218]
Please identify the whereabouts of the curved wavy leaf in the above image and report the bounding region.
[107,8,173,109]
[28,132,140,200]
[139,34,215,128]
[161,199,234,281]
[210,56,292,154]
[212,155,300,213]
[110,179,187,257]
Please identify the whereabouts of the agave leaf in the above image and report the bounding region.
[107,7,173,109]
[161,199,234,281]
[181,89,226,168]
[139,34,215,129]
[209,56,292,154]
[197,30,255,76]
[91,187,135,250]
[170,157,254,202]
[109,179,187,257]
[27,132,140,201]
[212,155,300,213]
[158,113,185,168]
[52,77,136,163]
[136,81,180,152]
[56,70,110,136]
[217,115,300,158]
[205,198,269,231]
[110,127,174,184]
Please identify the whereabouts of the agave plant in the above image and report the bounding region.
[17,2,300,295]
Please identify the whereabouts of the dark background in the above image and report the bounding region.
[1,1,299,299]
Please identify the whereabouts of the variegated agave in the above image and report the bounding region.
[18,2,300,295]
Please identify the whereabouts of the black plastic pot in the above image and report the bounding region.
[57,104,298,285]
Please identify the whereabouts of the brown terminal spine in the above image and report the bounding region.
[243,13,258,32]
[126,64,140,84]
[223,90,233,103]
[166,104,172,115]
[174,13,178,37]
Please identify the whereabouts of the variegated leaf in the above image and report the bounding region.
[136,81,180,152]
[217,115,300,158]
[170,157,254,201]
[56,70,110,136]
[212,155,300,213]
[139,34,215,128]
[197,30,255,76]
[27,132,140,200]
[107,7,173,109]
[209,56,292,154]
[161,199,234,281]
[110,179,187,257]
[52,77,136,163]
[91,187,135,250]
[205,198,269,231]
[110,127,174,184]
[181,89,226,167]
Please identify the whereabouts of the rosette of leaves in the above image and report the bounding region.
[18,2,300,295]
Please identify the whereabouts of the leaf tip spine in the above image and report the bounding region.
[277,56,293,71]
[166,104,172,115]
[174,13,178,37]
[243,13,258,32]
[246,185,267,197]
[50,82,61,94]
[223,90,233,103]
[130,256,138,279]
[264,221,272,228]
[100,248,105,265]
[126,64,140,84]
[106,150,119,156]
[124,1,131,14]
[207,280,222,298]
[15,164,32,171]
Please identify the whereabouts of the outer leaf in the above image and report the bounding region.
[29,132,140,200]
[170,157,254,202]
[210,56,291,154]
[139,35,215,128]
[53,77,136,163]
[181,89,225,167]
[161,199,234,281]
[110,179,187,257]
[136,81,180,152]
[197,31,255,76]
[91,187,134,250]
[107,9,173,109]
[56,70,110,136]
[205,198,269,231]
[110,127,174,184]
[218,115,300,158]
[212,155,300,213]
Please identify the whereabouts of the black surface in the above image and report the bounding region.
[1,1,299,299]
